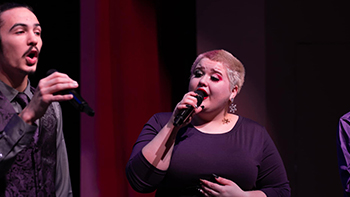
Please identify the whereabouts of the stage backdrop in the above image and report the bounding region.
[80,0,176,196]
[80,0,350,196]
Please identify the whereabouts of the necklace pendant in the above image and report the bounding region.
[222,118,230,124]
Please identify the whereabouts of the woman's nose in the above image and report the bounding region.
[198,75,209,86]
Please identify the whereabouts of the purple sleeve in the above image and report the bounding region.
[257,129,291,197]
[337,112,350,196]
[125,113,169,193]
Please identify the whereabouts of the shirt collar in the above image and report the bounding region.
[0,79,33,102]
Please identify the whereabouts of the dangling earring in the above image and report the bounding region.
[229,98,237,113]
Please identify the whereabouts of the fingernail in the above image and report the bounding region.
[212,174,219,178]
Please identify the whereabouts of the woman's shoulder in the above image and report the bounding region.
[152,112,172,119]
[147,112,172,126]
[234,116,269,138]
[236,116,274,145]
[238,116,265,129]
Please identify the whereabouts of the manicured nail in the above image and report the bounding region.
[197,188,204,193]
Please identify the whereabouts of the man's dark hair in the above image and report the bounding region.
[0,2,34,27]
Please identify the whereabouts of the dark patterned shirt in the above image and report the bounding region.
[0,80,72,197]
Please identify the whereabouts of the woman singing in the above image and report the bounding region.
[126,49,291,197]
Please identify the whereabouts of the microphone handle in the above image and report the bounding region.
[173,106,195,126]
[46,69,95,117]
[65,89,95,117]
[173,90,205,126]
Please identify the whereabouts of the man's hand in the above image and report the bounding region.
[19,72,78,124]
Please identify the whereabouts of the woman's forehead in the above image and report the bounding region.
[196,58,226,71]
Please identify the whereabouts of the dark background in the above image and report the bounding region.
[266,0,350,196]
[6,0,350,196]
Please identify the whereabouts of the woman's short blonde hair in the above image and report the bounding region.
[191,49,245,93]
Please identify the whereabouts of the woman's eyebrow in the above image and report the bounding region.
[211,68,223,75]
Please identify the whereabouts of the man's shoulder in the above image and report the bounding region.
[0,90,13,113]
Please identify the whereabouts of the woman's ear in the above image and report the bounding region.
[230,85,238,101]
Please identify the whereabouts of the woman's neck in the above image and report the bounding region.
[192,111,239,134]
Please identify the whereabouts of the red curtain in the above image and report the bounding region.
[81,0,171,196]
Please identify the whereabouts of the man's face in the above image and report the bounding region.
[0,7,42,76]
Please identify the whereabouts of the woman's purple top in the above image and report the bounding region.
[126,112,291,197]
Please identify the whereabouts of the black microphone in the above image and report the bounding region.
[173,90,205,126]
[46,69,95,117]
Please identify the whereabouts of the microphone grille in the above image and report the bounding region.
[194,90,205,106]
[46,69,58,76]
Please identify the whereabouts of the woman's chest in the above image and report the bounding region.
[165,132,263,190]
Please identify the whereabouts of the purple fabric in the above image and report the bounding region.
[126,112,291,197]
[0,90,56,197]
[337,111,350,197]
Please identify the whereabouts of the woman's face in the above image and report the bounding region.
[189,58,236,114]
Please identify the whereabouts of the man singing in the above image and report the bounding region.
[0,2,77,196]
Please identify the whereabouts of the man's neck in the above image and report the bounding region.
[0,69,28,92]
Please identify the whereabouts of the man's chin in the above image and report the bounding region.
[24,65,37,75]
[27,70,36,75]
